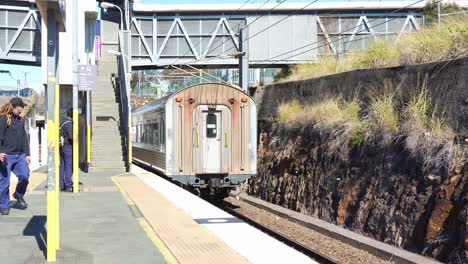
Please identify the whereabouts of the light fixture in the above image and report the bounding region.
[100,2,124,30]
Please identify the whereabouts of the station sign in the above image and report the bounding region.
[78,64,97,91]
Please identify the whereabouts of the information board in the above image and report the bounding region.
[78,64,97,91]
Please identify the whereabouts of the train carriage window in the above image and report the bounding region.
[206,113,217,138]
[145,124,152,144]
[139,124,144,143]
[135,126,137,143]
[152,123,159,145]
[160,117,165,146]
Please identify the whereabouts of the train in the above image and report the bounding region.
[131,83,257,198]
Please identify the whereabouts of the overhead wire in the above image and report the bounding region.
[170,65,214,83]
[186,0,292,66]
[165,0,279,88]
[168,0,253,67]
[162,0,254,89]
[192,0,274,64]
[184,64,232,85]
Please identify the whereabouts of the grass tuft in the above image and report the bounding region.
[275,83,458,168]
[278,99,302,124]
[368,89,399,135]
[351,39,399,69]
[402,87,456,169]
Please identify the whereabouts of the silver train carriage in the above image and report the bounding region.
[131,83,257,196]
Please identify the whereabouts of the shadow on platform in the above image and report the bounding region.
[23,215,47,259]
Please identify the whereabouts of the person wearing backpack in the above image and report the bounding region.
[59,108,73,192]
[0,98,31,215]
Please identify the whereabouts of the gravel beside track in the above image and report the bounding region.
[225,197,394,264]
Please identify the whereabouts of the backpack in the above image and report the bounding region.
[59,120,72,147]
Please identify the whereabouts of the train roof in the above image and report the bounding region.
[132,82,253,116]
[132,95,169,116]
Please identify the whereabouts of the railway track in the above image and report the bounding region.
[133,161,337,264]
[214,199,338,264]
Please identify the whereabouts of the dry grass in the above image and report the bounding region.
[287,56,353,80]
[278,98,361,129]
[399,18,468,64]
[278,98,362,159]
[402,88,456,169]
[278,99,302,124]
[350,39,400,69]
[367,89,400,142]
[286,18,468,81]
[276,83,459,169]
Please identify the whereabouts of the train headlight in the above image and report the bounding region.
[175,97,183,103]
[241,97,248,103]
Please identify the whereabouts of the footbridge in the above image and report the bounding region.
[129,2,425,69]
[1,0,432,68]
[0,1,41,65]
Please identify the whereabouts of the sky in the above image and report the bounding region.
[0,64,41,88]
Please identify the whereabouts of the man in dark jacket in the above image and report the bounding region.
[59,108,73,192]
[0,98,30,215]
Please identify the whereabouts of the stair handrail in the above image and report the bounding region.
[117,30,132,171]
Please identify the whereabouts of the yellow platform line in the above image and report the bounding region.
[9,172,47,199]
[111,176,179,264]
[27,173,47,193]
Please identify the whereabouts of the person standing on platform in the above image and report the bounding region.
[0,98,31,215]
[60,108,74,192]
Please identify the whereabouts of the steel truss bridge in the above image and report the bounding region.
[1,1,425,68]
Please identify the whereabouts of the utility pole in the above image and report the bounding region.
[72,0,79,193]
[17,79,20,97]
[238,26,249,92]
[438,0,441,27]
[45,9,60,262]
[24,72,28,88]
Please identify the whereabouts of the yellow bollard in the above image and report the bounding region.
[73,110,79,193]
[46,119,58,261]
[46,190,56,261]
[54,84,60,249]
[87,125,91,164]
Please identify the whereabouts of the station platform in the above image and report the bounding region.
[0,167,315,264]
[0,169,165,264]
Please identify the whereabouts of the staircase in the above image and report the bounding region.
[90,56,127,173]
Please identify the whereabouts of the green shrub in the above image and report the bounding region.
[343,100,361,124]
[423,1,462,26]
[352,124,366,147]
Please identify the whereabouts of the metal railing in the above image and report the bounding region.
[117,30,132,170]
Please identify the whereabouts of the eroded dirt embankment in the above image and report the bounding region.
[250,57,468,263]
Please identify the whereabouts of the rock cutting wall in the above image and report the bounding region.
[251,57,468,263]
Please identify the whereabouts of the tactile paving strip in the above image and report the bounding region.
[115,175,249,264]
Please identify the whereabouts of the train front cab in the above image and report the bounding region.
[168,83,257,195]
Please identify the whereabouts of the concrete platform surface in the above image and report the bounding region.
[0,170,165,264]
[129,166,316,264]
[114,174,248,264]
